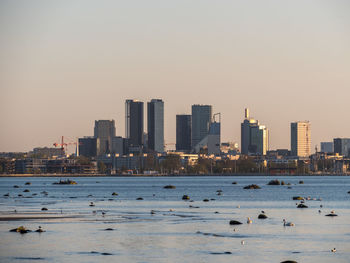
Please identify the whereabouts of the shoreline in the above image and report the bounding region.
[1,173,349,177]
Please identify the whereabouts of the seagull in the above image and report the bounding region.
[247,217,252,224]
[241,240,245,245]
[283,219,295,226]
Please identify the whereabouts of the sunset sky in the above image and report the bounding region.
[1,0,350,152]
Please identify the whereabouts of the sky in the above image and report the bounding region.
[1,0,350,153]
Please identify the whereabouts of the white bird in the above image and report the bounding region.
[247,217,252,224]
[241,240,245,245]
[283,219,295,226]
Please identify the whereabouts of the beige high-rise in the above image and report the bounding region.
[291,121,311,157]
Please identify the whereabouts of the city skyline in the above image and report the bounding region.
[1,1,350,152]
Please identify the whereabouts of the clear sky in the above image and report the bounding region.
[1,0,350,152]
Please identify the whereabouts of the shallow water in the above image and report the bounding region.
[0,176,349,263]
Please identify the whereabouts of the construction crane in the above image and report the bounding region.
[53,136,78,156]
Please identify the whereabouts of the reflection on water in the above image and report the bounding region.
[0,176,350,263]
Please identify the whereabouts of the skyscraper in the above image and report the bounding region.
[320,142,333,153]
[176,114,192,152]
[94,120,116,156]
[241,108,268,155]
[79,137,100,157]
[333,138,350,157]
[291,121,311,157]
[147,99,164,152]
[191,105,212,150]
[125,100,144,147]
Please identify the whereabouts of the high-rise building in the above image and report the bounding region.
[111,136,124,156]
[176,115,192,152]
[250,125,269,155]
[241,108,268,155]
[79,137,100,157]
[94,120,116,156]
[147,99,164,152]
[333,138,350,157]
[320,142,334,153]
[125,100,144,148]
[291,121,311,157]
[191,105,212,150]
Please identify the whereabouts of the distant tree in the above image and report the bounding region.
[160,155,181,174]
[98,161,107,174]
[237,158,258,173]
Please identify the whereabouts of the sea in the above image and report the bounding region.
[0,176,349,263]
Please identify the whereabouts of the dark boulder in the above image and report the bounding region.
[258,214,268,219]
[13,185,19,188]
[111,192,118,196]
[281,261,298,263]
[232,182,237,185]
[41,207,48,211]
[325,214,338,217]
[292,196,304,200]
[136,197,143,200]
[182,195,190,200]
[23,189,30,193]
[10,226,31,234]
[229,220,242,225]
[243,184,261,189]
[25,182,31,185]
[104,228,114,231]
[267,180,280,185]
[203,199,209,202]
[299,181,304,184]
[297,204,308,208]
[163,185,176,189]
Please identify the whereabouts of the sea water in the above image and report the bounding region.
[0,176,349,263]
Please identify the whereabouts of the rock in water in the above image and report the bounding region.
[243,184,261,189]
[293,196,304,200]
[258,214,268,219]
[10,226,31,234]
[182,195,190,200]
[325,214,338,217]
[297,204,308,208]
[267,179,280,185]
[229,220,243,225]
[163,185,176,189]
